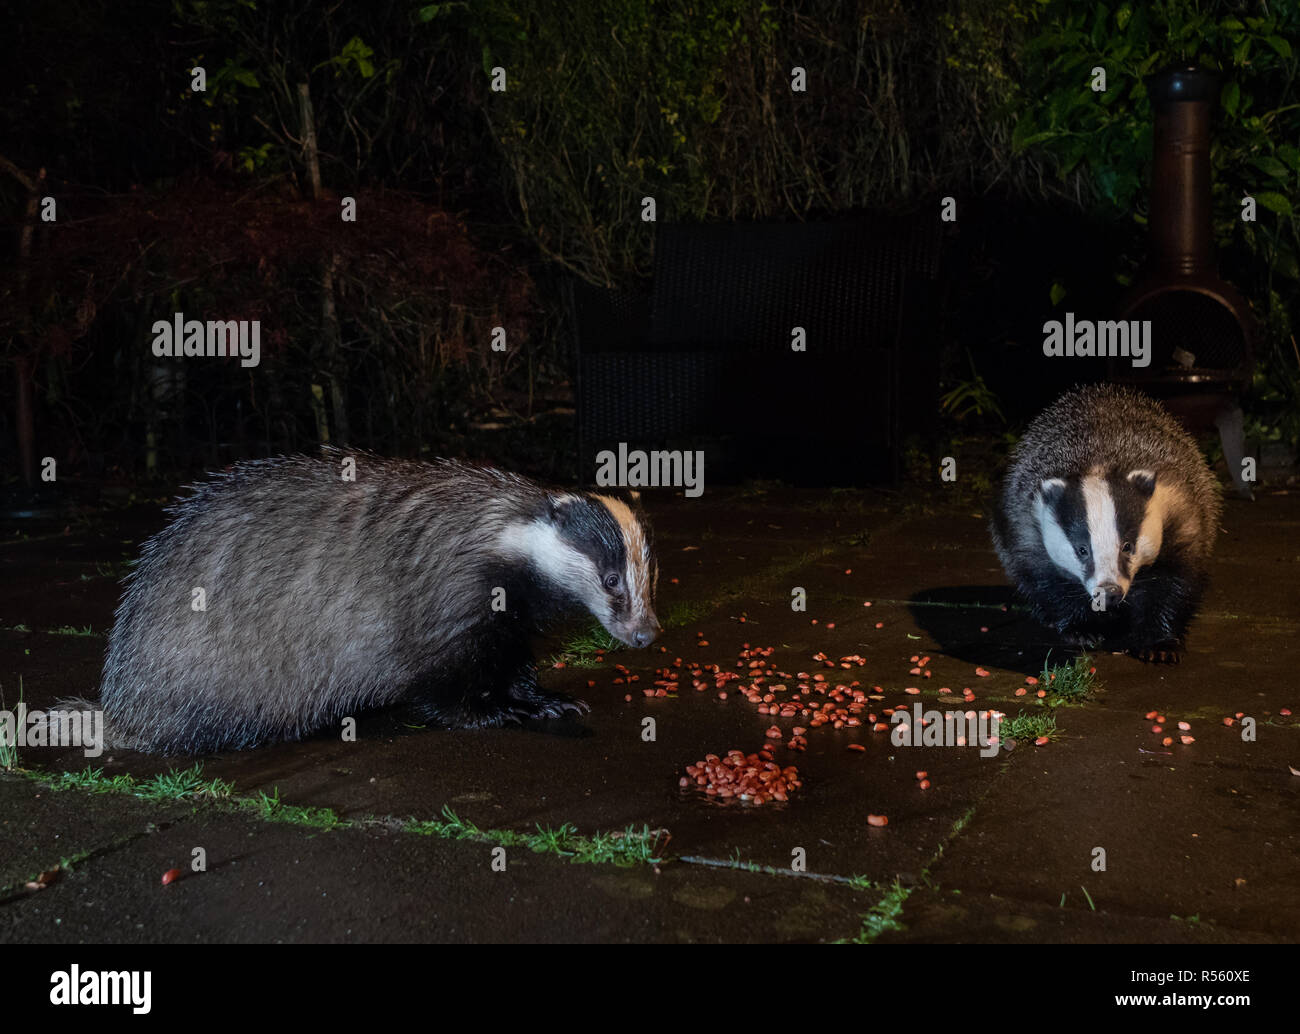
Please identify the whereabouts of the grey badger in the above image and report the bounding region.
[991,384,1221,662]
[80,450,661,753]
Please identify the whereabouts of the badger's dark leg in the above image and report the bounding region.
[405,624,589,727]
[1018,568,1098,645]
[1121,567,1205,663]
[406,682,522,729]
[504,663,590,721]
[404,627,532,729]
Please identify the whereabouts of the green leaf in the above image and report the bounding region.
[1265,35,1293,59]
[1250,156,1290,181]
[1014,130,1058,152]
[1050,282,1067,306]
[417,4,443,22]
[339,37,376,79]
[1278,145,1300,172]
[1221,81,1240,116]
[1090,5,1110,49]
[1275,246,1300,281]
[1254,192,1294,216]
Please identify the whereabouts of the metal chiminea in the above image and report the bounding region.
[1115,65,1256,497]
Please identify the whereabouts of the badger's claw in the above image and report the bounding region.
[508,690,590,722]
[1132,642,1182,664]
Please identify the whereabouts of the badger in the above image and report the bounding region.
[990,384,1221,662]
[77,450,660,754]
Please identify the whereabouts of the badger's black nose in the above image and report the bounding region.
[632,623,661,648]
[1098,582,1124,607]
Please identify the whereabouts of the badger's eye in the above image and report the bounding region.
[1122,541,1134,555]
[603,573,622,591]
[1076,545,1089,559]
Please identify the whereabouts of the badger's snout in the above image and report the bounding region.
[1093,582,1125,610]
[614,617,661,649]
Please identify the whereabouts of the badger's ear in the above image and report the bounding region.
[1127,469,1156,497]
[1038,478,1067,504]
[546,493,579,521]
[628,490,641,503]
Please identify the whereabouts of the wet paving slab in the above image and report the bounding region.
[0,779,867,944]
[873,886,1287,944]
[0,778,193,895]
[2,486,1297,941]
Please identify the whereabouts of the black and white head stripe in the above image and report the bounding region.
[1035,469,1170,603]
[496,492,659,646]
[593,495,657,630]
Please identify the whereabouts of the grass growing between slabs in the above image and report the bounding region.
[40,763,234,802]
[18,763,667,868]
[846,880,910,943]
[403,807,669,867]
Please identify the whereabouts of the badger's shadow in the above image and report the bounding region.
[366,708,595,741]
[906,585,1087,678]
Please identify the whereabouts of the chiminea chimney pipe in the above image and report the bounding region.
[1147,66,1217,276]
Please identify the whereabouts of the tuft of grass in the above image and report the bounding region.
[238,789,346,831]
[1080,885,1096,912]
[0,677,23,771]
[549,620,621,667]
[135,764,234,802]
[46,767,136,794]
[48,625,97,637]
[999,709,1058,741]
[42,763,233,801]
[1038,652,1099,704]
[950,804,977,837]
[847,880,910,943]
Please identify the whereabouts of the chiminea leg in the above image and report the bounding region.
[1215,402,1253,500]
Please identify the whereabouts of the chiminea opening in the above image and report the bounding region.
[1114,65,1256,497]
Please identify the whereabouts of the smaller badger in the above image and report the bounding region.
[80,451,661,754]
[991,384,1221,662]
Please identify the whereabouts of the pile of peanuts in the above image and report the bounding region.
[681,750,802,804]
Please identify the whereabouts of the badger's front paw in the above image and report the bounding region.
[1132,641,1182,664]
[507,686,590,721]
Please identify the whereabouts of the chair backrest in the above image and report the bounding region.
[572,213,945,484]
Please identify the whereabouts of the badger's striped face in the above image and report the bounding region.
[499,493,660,648]
[1035,470,1164,610]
